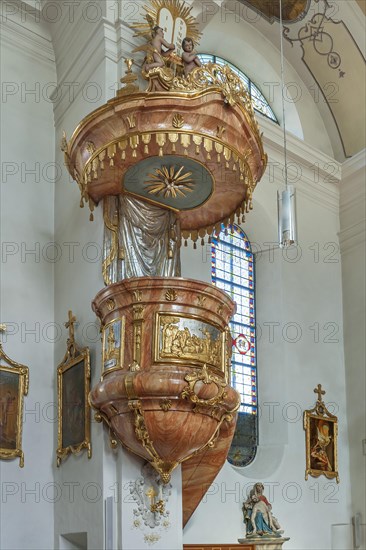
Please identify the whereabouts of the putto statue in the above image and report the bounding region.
[242,483,284,538]
[181,37,202,76]
[143,24,176,73]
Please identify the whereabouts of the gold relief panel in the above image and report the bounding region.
[102,317,125,376]
[154,313,225,372]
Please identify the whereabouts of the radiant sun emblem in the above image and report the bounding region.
[144,165,195,198]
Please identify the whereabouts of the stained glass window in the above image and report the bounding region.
[212,223,257,466]
[198,54,278,123]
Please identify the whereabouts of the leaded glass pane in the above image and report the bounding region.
[212,224,258,467]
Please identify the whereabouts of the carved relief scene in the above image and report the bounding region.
[157,315,223,370]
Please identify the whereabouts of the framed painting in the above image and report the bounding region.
[0,345,29,468]
[56,311,92,466]
[304,384,339,483]
[101,317,124,377]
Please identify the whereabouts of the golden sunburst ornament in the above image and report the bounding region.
[131,0,201,49]
[144,165,195,198]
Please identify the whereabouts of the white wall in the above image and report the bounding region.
[183,125,353,550]
[339,150,366,550]
[0,5,56,549]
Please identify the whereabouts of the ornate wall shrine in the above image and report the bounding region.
[62,0,267,527]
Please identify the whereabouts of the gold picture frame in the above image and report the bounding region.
[101,316,125,377]
[0,343,29,468]
[304,384,339,483]
[56,311,92,466]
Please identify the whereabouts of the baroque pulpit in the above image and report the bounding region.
[61,0,267,527]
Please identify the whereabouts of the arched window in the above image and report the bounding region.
[212,224,257,466]
[197,54,278,123]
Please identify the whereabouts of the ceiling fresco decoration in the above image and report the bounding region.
[231,0,365,157]
[238,0,311,22]
[282,0,365,157]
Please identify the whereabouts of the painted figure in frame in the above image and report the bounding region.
[243,482,283,538]
[0,371,18,450]
[310,419,333,472]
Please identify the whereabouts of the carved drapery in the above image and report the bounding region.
[103,195,181,283]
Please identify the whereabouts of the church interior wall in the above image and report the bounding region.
[0,1,365,549]
[0,9,56,549]
[339,152,366,538]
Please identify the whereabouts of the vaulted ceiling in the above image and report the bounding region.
[239,0,310,22]
[197,0,365,159]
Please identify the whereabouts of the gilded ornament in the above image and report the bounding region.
[192,134,202,155]
[164,289,177,301]
[85,141,96,154]
[132,305,145,321]
[130,0,201,48]
[106,298,116,311]
[172,113,184,128]
[196,295,207,307]
[129,135,139,157]
[160,399,172,412]
[94,412,103,423]
[144,165,195,199]
[129,361,141,372]
[216,125,226,138]
[142,134,151,154]
[118,139,127,160]
[181,364,228,409]
[180,133,191,151]
[127,114,137,129]
[157,315,223,370]
[132,290,143,302]
[168,133,179,152]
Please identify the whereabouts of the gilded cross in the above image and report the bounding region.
[314,383,325,402]
[65,310,77,342]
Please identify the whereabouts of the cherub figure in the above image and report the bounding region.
[181,37,201,76]
[144,25,176,72]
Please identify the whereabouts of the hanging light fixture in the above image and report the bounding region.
[277,0,297,248]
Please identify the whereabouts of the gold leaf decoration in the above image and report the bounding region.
[106,298,115,311]
[144,165,195,199]
[85,141,96,154]
[172,113,184,128]
[165,289,177,301]
[160,399,172,412]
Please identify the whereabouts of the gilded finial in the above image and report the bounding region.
[124,58,134,73]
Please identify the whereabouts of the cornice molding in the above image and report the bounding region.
[260,117,340,213]
[341,149,366,180]
[338,218,366,254]
[0,14,55,66]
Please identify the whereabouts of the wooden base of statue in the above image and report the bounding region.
[90,277,240,490]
